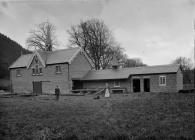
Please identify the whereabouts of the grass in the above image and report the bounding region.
[0,92,194,140]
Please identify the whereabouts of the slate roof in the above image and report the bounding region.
[82,64,180,80]
[9,47,81,68]
[9,54,32,68]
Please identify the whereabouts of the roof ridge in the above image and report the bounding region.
[9,47,81,68]
[37,47,80,53]
[53,47,80,52]
[122,64,178,69]
[20,53,32,56]
[89,64,178,72]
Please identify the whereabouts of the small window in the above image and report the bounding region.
[56,65,62,73]
[32,68,35,75]
[35,65,39,74]
[114,81,120,87]
[16,69,21,76]
[159,76,166,86]
[34,56,38,63]
[39,68,42,74]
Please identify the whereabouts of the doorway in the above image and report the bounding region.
[33,81,42,95]
[144,78,150,92]
[133,79,140,92]
[72,80,83,90]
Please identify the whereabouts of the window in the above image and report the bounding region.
[114,81,120,87]
[159,76,166,86]
[56,65,62,73]
[32,65,43,76]
[32,68,35,75]
[16,69,21,76]
[34,56,38,63]
[39,68,42,74]
[35,65,39,74]
[32,65,42,76]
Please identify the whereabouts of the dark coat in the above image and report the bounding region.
[55,87,60,95]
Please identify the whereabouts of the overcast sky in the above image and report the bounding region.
[0,0,194,66]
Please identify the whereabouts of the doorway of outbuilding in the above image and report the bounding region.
[133,79,140,92]
[33,81,42,95]
[144,78,150,92]
[72,80,83,90]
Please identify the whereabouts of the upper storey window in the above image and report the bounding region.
[32,65,43,76]
[34,56,38,63]
[56,65,62,73]
[16,69,21,77]
[39,68,43,74]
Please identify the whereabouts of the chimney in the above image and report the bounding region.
[46,27,52,51]
[111,57,119,70]
[46,44,52,51]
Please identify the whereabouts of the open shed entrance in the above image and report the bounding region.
[33,81,42,95]
[144,78,150,92]
[133,79,140,92]
[72,80,83,90]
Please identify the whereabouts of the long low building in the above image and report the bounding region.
[9,47,183,94]
[81,64,183,93]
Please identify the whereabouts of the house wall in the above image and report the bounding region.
[10,51,92,94]
[11,56,69,94]
[69,52,92,90]
[130,73,177,93]
[150,73,177,92]
[82,73,178,93]
[70,52,92,79]
[176,69,183,91]
[82,79,130,92]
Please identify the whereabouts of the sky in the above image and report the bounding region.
[0,0,194,66]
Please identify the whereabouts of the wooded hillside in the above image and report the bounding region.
[0,33,31,78]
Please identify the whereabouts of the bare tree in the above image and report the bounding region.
[124,58,147,68]
[26,21,57,51]
[101,44,128,69]
[172,57,193,71]
[67,19,126,70]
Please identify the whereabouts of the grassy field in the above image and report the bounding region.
[0,92,194,140]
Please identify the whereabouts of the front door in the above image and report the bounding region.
[133,79,140,92]
[33,81,42,95]
[144,79,150,92]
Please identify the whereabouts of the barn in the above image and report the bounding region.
[9,47,183,94]
[81,64,183,93]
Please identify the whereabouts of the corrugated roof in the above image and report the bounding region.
[9,47,81,68]
[82,64,180,80]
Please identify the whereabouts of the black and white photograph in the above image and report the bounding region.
[0,0,194,140]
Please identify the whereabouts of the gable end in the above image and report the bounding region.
[27,51,45,69]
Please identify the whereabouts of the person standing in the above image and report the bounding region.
[105,83,110,98]
[55,85,60,100]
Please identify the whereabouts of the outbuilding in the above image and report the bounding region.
[81,64,183,93]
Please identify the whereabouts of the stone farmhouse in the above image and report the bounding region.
[9,47,183,94]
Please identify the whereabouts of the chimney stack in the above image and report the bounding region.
[46,26,52,51]
[111,57,119,70]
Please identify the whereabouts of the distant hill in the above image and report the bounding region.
[0,33,31,78]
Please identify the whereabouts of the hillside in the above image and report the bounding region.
[0,33,31,78]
